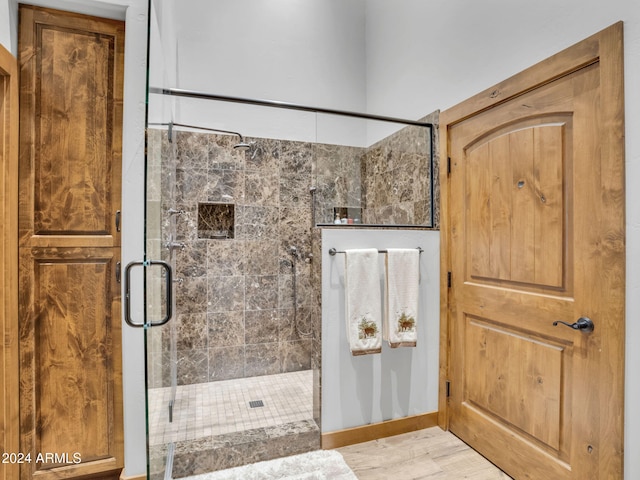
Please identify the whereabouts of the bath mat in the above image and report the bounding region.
[182,450,358,480]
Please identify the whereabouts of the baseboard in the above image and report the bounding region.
[321,411,438,449]
[119,472,145,480]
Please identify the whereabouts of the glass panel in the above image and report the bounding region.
[145,2,178,478]
[145,126,178,479]
[313,114,434,227]
[144,1,435,478]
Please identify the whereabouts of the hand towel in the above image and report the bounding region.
[384,248,420,348]
[344,249,382,356]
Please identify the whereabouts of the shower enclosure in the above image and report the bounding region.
[131,1,436,478]
[140,108,434,479]
[143,119,323,479]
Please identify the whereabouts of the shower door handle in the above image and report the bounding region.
[124,260,173,328]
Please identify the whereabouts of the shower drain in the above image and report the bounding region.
[249,400,264,408]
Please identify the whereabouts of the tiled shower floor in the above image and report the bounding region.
[148,370,313,446]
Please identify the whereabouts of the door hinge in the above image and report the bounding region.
[446,380,451,398]
[447,156,451,175]
[447,271,452,288]
[115,261,121,284]
[115,210,121,232]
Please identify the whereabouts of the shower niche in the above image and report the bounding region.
[197,202,234,239]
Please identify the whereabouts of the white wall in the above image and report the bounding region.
[366,1,639,118]
[321,229,440,432]
[172,0,366,111]
[117,3,149,477]
[0,0,16,54]
[147,0,370,146]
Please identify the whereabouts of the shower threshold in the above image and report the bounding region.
[148,370,319,479]
[166,418,320,478]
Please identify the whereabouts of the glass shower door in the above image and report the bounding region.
[141,1,182,477]
[122,122,177,480]
[143,125,180,480]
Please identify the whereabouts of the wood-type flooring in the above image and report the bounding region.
[338,427,513,479]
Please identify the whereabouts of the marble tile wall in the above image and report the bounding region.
[158,131,314,387]
[148,111,440,388]
[313,143,365,224]
[313,110,439,228]
[361,110,440,227]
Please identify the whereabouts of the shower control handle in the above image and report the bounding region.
[165,233,186,255]
[167,208,186,217]
[166,240,186,254]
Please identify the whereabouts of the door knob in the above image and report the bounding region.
[553,317,594,333]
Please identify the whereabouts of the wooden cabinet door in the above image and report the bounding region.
[18,6,124,480]
[441,23,624,480]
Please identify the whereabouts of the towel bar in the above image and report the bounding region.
[328,247,423,256]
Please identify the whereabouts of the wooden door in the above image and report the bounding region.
[439,23,625,480]
[18,6,124,480]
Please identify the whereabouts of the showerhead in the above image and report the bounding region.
[233,133,254,151]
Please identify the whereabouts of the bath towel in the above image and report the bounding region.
[344,249,382,356]
[384,248,420,348]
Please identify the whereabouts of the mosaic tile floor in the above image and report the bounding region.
[148,370,313,446]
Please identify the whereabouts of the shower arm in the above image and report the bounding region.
[147,121,247,144]
[170,122,245,143]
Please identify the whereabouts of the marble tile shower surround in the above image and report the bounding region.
[312,143,364,224]
[314,110,439,227]
[153,131,315,387]
[145,129,323,476]
[147,111,439,388]
[361,110,440,227]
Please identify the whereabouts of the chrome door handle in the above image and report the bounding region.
[124,260,173,328]
[553,317,594,333]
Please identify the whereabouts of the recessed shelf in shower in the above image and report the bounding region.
[333,206,363,224]
[198,202,235,239]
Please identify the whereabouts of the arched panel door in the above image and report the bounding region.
[441,23,625,480]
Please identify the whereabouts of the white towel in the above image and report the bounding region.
[384,248,420,348]
[344,249,382,356]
